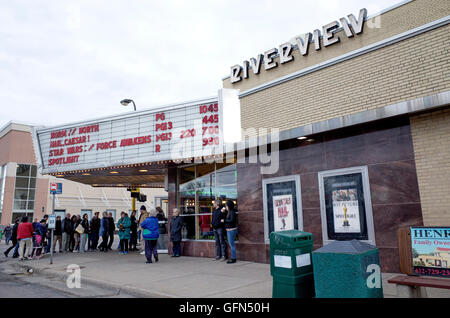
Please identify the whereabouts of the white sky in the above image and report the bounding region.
[0,0,401,129]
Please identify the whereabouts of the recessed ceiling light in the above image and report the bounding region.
[306,139,314,142]
[55,174,64,177]
[297,136,307,140]
[110,171,119,174]
[82,173,91,176]
[139,169,148,173]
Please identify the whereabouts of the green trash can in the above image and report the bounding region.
[270,230,314,298]
[312,240,383,298]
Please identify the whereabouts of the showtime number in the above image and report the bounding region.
[202,125,219,135]
[199,103,218,114]
[203,137,220,147]
[180,129,196,139]
[202,114,219,124]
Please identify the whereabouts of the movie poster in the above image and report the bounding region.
[323,172,368,241]
[265,179,299,237]
[272,194,294,232]
[332,188,361,233]
[411,227,450,278]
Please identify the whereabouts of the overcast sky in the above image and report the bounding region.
[0,0,401,129]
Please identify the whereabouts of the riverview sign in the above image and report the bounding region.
[230,8,368,84]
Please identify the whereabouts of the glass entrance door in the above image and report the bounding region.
[155,197,169,254]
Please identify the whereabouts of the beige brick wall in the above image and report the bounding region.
[237,23,450,133]
[410,108,450,226]
[224,0,449,92]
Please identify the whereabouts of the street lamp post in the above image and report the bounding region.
[120,99,136,111]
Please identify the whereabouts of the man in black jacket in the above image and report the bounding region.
[3,220,19,257]
[212,200,227,261]
[62,213,72,252]
[89,212,100,251]
[170,208,183,257]
[107,212,115,251]
[53,216,63,253]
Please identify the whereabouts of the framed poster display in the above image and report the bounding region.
[262,175,303,243]
[318,166,376,245]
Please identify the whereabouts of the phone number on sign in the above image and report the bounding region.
[414,266,450,277]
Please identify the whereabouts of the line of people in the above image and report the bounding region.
[3,199,238,264]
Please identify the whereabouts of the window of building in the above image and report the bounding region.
[318,166,376,246]
[12,164,37,221]
[178,162,237,241]
[0,164,6,223]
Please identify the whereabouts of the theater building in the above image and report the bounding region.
[32,0,449,273]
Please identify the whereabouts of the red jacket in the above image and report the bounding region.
[17,222,34,240]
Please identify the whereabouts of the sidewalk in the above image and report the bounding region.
[3,248,273,298]
[1,245,449,298]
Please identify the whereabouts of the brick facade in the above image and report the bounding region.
[410,108,450,226]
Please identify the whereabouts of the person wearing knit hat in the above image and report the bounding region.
[138,205,149,254]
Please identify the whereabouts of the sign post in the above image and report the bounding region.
[49,182,62,264]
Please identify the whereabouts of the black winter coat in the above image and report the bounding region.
[108,217,116,233]
[212,208,226,229]
[62,218,73,234]
[170,216,183,242]
[90,217,100,234]
[81,219,90,234]
[157,212,167,234]
[224,209,237,229]
[54,220,62,236]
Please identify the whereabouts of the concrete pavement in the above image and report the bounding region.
[1,244,449,298]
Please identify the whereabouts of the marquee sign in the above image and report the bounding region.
[33,90,241,174]
[230,8,368,84]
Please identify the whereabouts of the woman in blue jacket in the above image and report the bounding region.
[116,212,131,255]
[140,209,159,263]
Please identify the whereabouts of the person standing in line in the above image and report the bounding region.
[72,215,81,252]
[4,224,12,246]
[33,219,46,259]
[138,205,149,254]
[99,212,109,252]
[224,200,238,264]
[4,219,19,258]
[117,212,131,255]
[212,200,227,261]
[79,213,90,253]
[32,218,39,232]
[107,212,115,251]
[17,216,34,261]
[44,219,51,254]
[89,212,100,251]
[141,209,159,263]
[69,215,77,252]
[129,211,138,251]
[52,216,63,253]
[61,213,72,252]
[169,208,183,258]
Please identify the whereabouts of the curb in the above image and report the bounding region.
[11,261,176,298]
